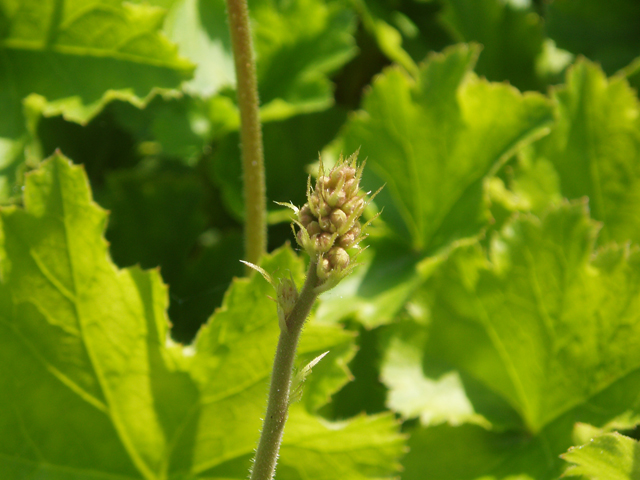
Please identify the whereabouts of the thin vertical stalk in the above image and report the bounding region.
[226,0,267,266]
[250,262,320,480]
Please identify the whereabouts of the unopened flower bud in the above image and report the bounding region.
[328,169,344,188]
[309,195,320,217]
[317,258,331,280]
[342,196,364,216]
[318,198,332,217]
[314,232,334,253]
[319,215,334,232]
[286,150,382,292]
[350,221,362,237]
[338,222,361,249]
[343,178,358,197]
[317,257,331,280]
[330,208,348,233]
[317,175,330,190]
[327,246,350,271]
[343,166,356,181]
[299,204,313,226]
[326,188,346,208]
[296,228,306,247]
[306,221,321,237]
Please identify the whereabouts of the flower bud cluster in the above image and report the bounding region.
[294,151,378,290]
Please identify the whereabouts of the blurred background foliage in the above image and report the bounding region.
[7,0,637,343]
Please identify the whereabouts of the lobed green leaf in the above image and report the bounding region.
[338,43,554,254]
[0,153,405,479]
[389,202,640,479]
[562,432,640,479]
[530,59,640,245]
[320,43,553,327]
[0,0,194,140]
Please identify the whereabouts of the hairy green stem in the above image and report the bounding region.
[250,261,320,480]
[226,0,267,267]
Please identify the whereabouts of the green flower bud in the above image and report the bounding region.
[343,166,356,181]
[330,208,348,233]
[343,178,358,197]
[318,198,332,217]
[328,168,345,189]
[338,222,361,249]
[342,196,364,216]
[295,225,316,257]
[299,204,313,226]
[309,195,320,217]
[327,246,350,271]
[306,221,321,237]
[319,215,334,232]
[296,229,305,247]
[317,257,331,280]
[326,188,346,208]
[316,175,330,191]
[314,232,334,253]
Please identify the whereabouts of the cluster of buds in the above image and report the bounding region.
[244,150,380,332]
[291,150,381,292]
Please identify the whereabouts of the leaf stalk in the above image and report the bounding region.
[250,261,320,480]
[225,0,267,267]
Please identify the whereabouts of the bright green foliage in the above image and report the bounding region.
[530,59,640,245]
[251,0,356,120]
[509,146,563,213]
[0,154,404,479]
[3,0,640,478]
[278,407,405,480]
[426,203,640,431]
[402,423,532,480]
[162,0,235,97]
[390,202,640,479]
[320,43,553,327]
[315,238,424,328]
[338,43,553,253]
[163,0,356,119]
[380,316,484,427]
[0,0,193,139]
[563,432,640,479]
[0,136,26,203]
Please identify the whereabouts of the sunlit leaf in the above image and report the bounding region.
[531,59,640,244]
[395,202,640,479]
[0,153,405,479]
[563,432,640,480]
[337,43,553,253]
[0,0,193,140]
[163,0,356,120]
